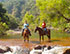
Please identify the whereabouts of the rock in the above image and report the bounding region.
[22,47,30,54]
[34,45,42,50]
[47,46,52,50]
[42,46,70,54]
[0,46,30,54]
[30,45,70,54]
[63,49,70,54]
[0,46,12,53]
[30,45,43,54]
[30,49,42,54]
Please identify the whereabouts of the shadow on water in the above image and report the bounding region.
[30,41,40,44]
[30,40,60,44]
[51,40,60,42]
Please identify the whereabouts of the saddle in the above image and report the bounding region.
[24,29,31,36]
[42,28,48,34]
[24,29,28,33]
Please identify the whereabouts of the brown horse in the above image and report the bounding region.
[22,29,31,42]
[35,26,51,42]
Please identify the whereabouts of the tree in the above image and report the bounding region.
[36,0,70,30]
[0,3,9,24]
[1,0,39,20]
[0,22,9,35]
[19,12,34,30]
[0,3,19,35]
[8,14,18,29]
[22,12,34,24]
[0,3,9,35]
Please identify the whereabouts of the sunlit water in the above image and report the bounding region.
[0,30,70,48]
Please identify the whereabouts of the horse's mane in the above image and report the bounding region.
[37,27,43,31]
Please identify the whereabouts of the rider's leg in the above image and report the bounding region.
[44,28,47,33]
[22,29,25,36]
[23,29,25,32]
[28,28,30,32]
[44,28,47,31]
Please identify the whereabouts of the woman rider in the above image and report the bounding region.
[22,20,30,35]
[42,21,47,33]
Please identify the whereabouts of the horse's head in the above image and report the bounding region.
[35,26,39,33]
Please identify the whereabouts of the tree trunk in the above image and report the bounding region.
[57,11,70,23]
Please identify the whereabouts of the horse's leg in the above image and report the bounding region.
[47,35,51,42]
[39,35,41,42]
[27,36,29,42]
[42,36,44,41]
[24,36,25,42]
[47,30,51,42]
[24,36,26,42]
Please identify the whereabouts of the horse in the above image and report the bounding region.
[35,26,51,42]
[22,29,31,42]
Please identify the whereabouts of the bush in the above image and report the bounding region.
[0,22,9,35]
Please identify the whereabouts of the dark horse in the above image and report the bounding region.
[22,29,31,42]
[35,26,51,42]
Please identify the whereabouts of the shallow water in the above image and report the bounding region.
[0,30,70,49]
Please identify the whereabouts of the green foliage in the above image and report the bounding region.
[66,23,70,28]
[8,14,18,29]
[0,0,70,31]
[1,0,39,19]
[0,22,9,35]
[0,3,9,35]
[1,0,39,30]
[0,3,9,24]
[20,12,36,30]
[36,0,70,30]
[22,12,34,24]
[0,3,18,35]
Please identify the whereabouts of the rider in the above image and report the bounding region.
[42,21,47,33]
[22,20,30,33]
